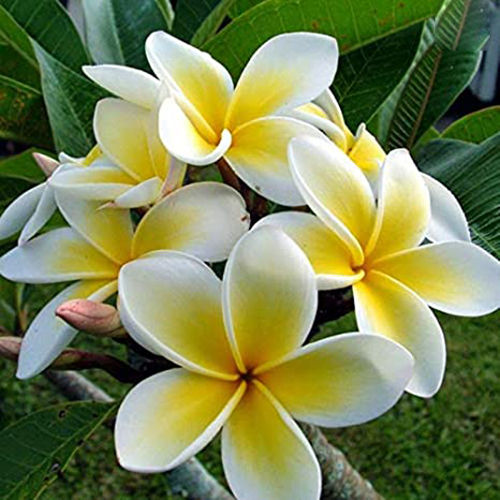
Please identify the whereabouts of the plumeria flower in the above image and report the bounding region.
[51,91,186,209]
[293,90,470,242]
[115,226,413,500]
[144,31,336,206]
[256,136,500,397]
[0,182,249,378]
[0,147,107,244]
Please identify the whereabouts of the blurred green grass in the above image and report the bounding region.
[0,310,499,499]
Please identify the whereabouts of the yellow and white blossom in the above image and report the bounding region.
[115,226,413,500]
[294,90,471,242]
[257,136,500,397]
[0,182,249,379]
[141,31,337,206]
[0,148,107,244]
[53,65,186,208]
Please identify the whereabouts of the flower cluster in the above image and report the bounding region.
[0,31,499,500]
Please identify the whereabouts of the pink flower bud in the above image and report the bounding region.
[32,152,59,177]
[56,300,123,336]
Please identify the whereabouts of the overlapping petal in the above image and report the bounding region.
[289,135,376,264]
[258,333,413,427]
[83,65,161,109]
[0,184,45,240]
[225,117,324,206]
[116,369,245,472]
[146,31,233,135]
[422,173,470,243]
[222,226,317,371]
[118,251,238,379]
[50,166,135,200]
[353,271,445,397]
[132,183,249,261]
[158,98,231,166]
[375,242,500,316]
[365,149,430,262]
[55,190,133,265]
[222,381,321,500]
[226,32,338,131]
[111,177,162,208]
[0,228,119,283]
[94,98,156,181]
[17,279,117,379]
[254,212,363,289]
[348,124,385,180]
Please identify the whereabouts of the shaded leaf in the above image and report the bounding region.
[82,0,170,71]
[378,0,489,149]
[228,0,262,18]
[0,42,39,88]
[0,0,89,71]
[0,402,116,500]
[0,76,52,148]
[203,0,444,79]
[0,276,16,332]
[34,43,108,156]
[173,0,222,41]
[412,125,440,155]
[442,106,500,143]
[334,23,423,129]
[191,0,236,46]
[417,134,500,258]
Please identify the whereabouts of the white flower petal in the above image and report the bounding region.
[18,185,57,244]
[0,184,45,240]
[83,65,161,109]
[222,381,321,500]
[112,177,163,208]
[258,333,413,427]
[132,182,249,262]
[422,173,471,243]
[0,227,120,283]
[226,32,338,130]
[158,98,231,166]
[118,251,238,379]
[224,116,324,206]
[116,369,245,473]
[222,226,317,372]
[374,242,500,316]
[16,280,117,379]
[353,271,446,398]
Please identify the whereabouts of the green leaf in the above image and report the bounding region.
[0,75,53,148]
[0,402,116,500]
[173,0,223,41]
[377,0,489,149]
[442,106,500,143]
[34,43,108,156]
[0,148,48,185]
[191,0,236,46]
[417,133,500,258]
[0,6,38,72]
[0,276,16,332]
[0,42,39,88]
[412,125,440,155]
[154,0,174,29]
[0,0,89,71]
[334,23,423,129]
[228,0,262,18]
[82,0,170,71]
[203,0,444,79]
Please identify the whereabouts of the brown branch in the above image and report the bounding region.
[302,424,384,500]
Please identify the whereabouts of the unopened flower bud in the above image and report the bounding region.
[56,300,124,337]
[32,152,59,177]
[0,336,22,361]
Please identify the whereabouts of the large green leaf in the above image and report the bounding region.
[0,402,116,500]
[0,75,52,148]
[203,0,444,79]
[442,106,500,143]
[334,23,423,129]
[82,0,170,71]
[191,0,236,46]
[228,0,262,18]
[377,0,488,149]
[0,42,39,88]
[0,0,89,71]
[172,0,222,41]
[0,6,38,74]
[34,43,108,156]
[417,134,500,258]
